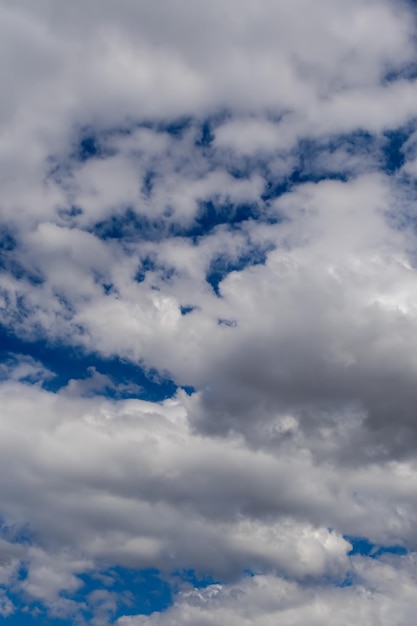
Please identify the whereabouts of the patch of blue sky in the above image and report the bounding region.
[134,257,180,288]
[261,126,417,203]
[172,569,219,588]
[3,566,221,626]
[234,126,407,194]
[261,146,351,203]
[134,112,224,144]
[179,305,196,315]
[73,127,122,163]
[141,169,155,197]
[195,119,215,147]
[156,116,193,139]
[93,210,168,243]
[74,567,173,619]
[217,318,237,327]
[63,114,222,187]
[78,134,100,162]
[206,244,272,296]
[263,133,379,198]
[56,205,84,223]
[185,199,261,239]
[134,254,158,283]
[345,536,407,558]
[193,109,232,148]
[382,59,417,84]
[0,263,44,288]
[337,537,409,589]
[0,226,16,252]
[298,133,373,173]
[93,199,263,246]
[382,125,415,174]
[73,116,194,167]
[0,325,177,402]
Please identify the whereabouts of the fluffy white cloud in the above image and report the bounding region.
[0,373,416,590]
[2,0,417,623]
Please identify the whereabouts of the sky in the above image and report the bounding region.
[2,0,417,624]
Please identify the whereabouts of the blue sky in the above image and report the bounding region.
[2,1,417,624]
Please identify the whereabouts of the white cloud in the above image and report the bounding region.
[118,555,417,626]
[2,0,417,622]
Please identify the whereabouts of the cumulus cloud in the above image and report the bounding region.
[2,0,417,623]
[118,555,417,626]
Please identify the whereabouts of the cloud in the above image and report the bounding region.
[2,0,417,623]
[0,378,415,585]
[117,555,417,626]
